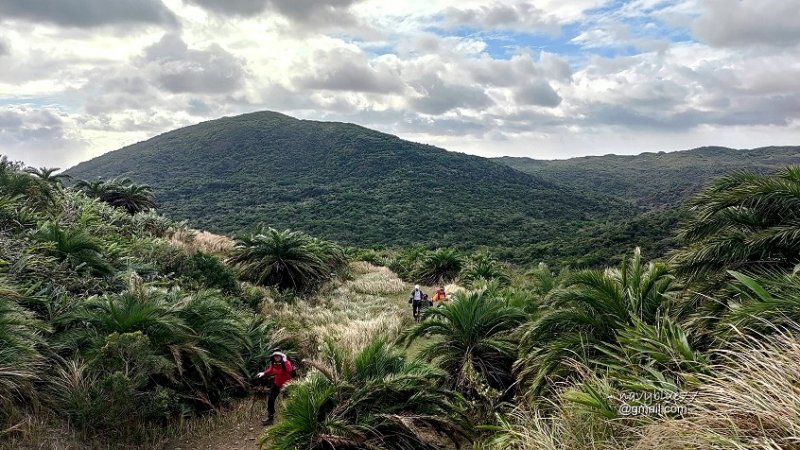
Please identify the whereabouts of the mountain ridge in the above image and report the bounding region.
[66,111,628,263]
[493,145,800,208]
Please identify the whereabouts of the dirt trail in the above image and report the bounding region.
[161,398,267,450]
[161,263,441,450]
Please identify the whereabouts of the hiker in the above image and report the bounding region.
[409,284,426,322]
[256,350,295,425]
[432,286,447,305]
[421,292,431,315]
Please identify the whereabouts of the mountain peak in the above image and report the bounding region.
[66,111,627,257]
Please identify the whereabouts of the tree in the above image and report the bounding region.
[460,252,511,287]
[672,166,800,282]
[73,178,108,198]
[517,247,677,396]
[261,338,470,450]
[0,159,55,209]
[416,248,464,285]
[74,177,157,214]
[402,290,526,397]
[25,166,71,187]
[228,227,346,293]
[34,221,113,276]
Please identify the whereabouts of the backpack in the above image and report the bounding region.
[287,356,298,378]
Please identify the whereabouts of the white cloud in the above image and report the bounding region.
[141,33,247,94]
[0,0,797,167]
[0,105,89,168]
[0,0,178,28]
[693,0,800,48]
[443,2,560,34]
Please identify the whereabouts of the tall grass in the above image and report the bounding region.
[261,262,411,358]
[635,325,800,449]
[168,228,234,255]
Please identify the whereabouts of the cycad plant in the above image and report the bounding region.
[524,262,562,298]
[73,179,108,198]
[59,276,250,409]
[672,166,800,282]
[261,338,471,450]
[228,227,346,293]
[402,290,526,397]
[24,166,71,188]
[718,270,800,335]
[416,247,464,285]
[461,252,510,287]
[34,221,113,276]
[517,248,677,396]
[593,316,709,396]
[0,158,55,209]
[74,177,157,214]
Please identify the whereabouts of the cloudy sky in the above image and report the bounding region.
[1,0,799,168]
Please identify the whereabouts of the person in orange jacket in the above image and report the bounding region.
[432,286,447,304]
[256,350,295,425]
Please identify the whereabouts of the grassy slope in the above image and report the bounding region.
[64,111,631,263]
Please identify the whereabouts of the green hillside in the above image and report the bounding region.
[494,146,800,208]
[66,111,630,263]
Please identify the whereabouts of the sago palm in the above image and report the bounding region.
[524,262,562,298]
[460,252,510,287]
[517,247,677,396]
[416,247,464,285]
[34,221,113,276]
[229,227,345,292]
[75,177,157,214]
[402,290,526,396]
[25,166,71,187]
[592,315,709,396]
[74,178,108,198]
[0,161,55,209]
[261,338,471,450]
[102,178,157,214]
[61,276,249,400]
[672,166,800,281]
[719,270,800,335]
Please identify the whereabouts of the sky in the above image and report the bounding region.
[1,0,799,169]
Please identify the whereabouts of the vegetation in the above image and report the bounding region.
[261,339,470,450]
[517,247,678,395]
[494,145,800,209]
[228,227,346,293]
[7,142,800,450]
[672,167,800,281]
[64,111,634,266]
[402,290,526,399]
[75,176,157,214]
[0,159,290,446]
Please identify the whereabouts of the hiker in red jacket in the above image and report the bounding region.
[256,350,295,425]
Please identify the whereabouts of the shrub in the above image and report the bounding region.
[228,227,347,293]
[261,338,471,450]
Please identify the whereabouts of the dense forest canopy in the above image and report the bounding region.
[66,112,798,267]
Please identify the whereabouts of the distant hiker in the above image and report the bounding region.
[409,284,426,322]
[432,286,447,304]
[256,350,295,425]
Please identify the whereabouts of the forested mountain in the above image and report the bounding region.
[66,111,630,263]
[494,146,799,207]
[66,112,798,266]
